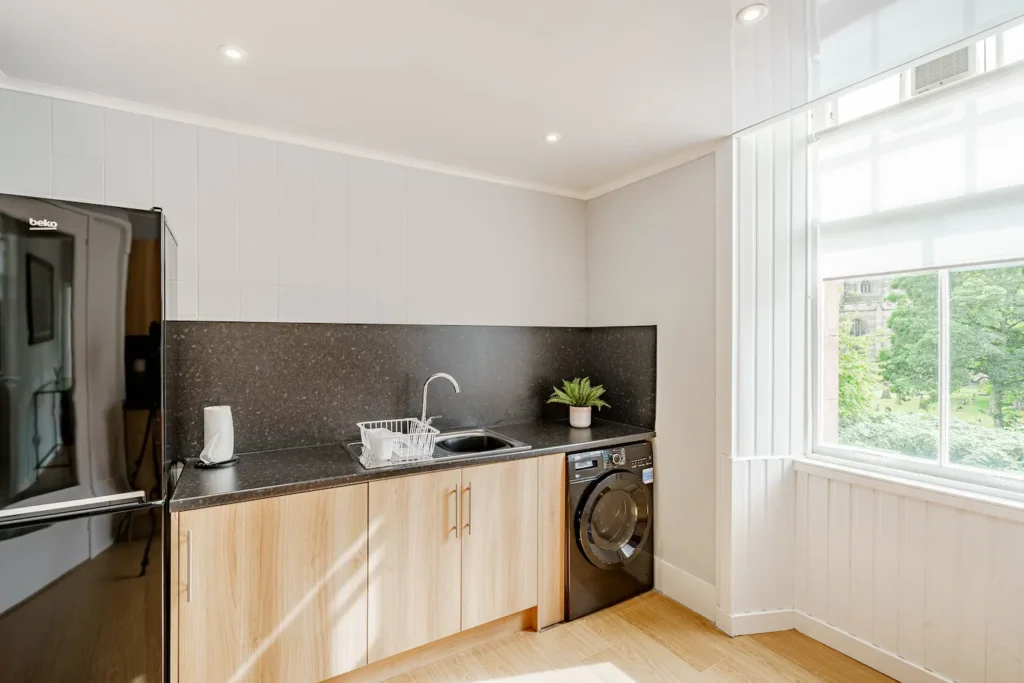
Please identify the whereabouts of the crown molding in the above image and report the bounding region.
[581,138,724,200]
[0,76,587,201]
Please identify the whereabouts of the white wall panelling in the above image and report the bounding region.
[794,465,1024,683]
[731,0,811,132]
[718,114,809,631]
[719,455,796,633]
[586,152,719,590]
[0,87,587,326]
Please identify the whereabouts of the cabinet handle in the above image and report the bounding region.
[462,484,472,536]
[447,488,458,538]
[186,530,193,603]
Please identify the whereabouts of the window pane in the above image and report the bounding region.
[822,273,939,460]
[949,264,1024,473]
[1005,22,1024,66]
[836,74,902,123]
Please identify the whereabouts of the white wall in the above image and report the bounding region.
[0,88,587,326]
[795,462,1024,683]
[586,153,719,594]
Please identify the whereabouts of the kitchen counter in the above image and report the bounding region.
[168,418,655,512]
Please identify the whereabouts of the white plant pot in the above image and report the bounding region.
[569,406,592,429]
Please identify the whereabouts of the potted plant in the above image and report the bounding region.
[547,377,610,428]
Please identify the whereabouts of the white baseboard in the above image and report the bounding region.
[716,608,794,637]
[654,557,716,621]
[793,612,952,683]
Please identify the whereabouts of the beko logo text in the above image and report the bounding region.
[29,218,58,229]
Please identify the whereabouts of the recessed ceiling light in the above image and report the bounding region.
[544,132,562,144]
[736,3,769,24]
[218,45,247,62]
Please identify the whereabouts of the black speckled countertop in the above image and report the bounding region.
[169,419,655,512]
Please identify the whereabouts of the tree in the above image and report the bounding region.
[838,311,881,426]
[882,274,939,408]
[949,266,1024,427]
[882,266,1024,427]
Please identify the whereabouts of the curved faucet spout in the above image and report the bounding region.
[421,373,461,424]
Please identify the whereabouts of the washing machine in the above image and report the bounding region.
[565,441,654,621]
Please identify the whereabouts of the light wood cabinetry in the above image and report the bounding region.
[536,452,566,629]
[367,469,463,663]
[176,485,368,683]
[174,455,561,681]
[460,458,538,630]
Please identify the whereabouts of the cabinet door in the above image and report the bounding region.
[536,453,567,629]
[368,469,462,663]
[178,502,245,683]
[460,458,538,630]
[177,485,368,683]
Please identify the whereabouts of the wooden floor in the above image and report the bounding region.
[387,593,893,683]
[0,536,161,683]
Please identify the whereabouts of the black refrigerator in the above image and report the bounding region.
[0,194,178,682]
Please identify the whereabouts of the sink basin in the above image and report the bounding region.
[434,429,530,458]
[344,428,530,469]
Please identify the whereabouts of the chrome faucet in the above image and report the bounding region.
[421,372,460,425]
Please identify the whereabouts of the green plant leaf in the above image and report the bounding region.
[546,377,611,409]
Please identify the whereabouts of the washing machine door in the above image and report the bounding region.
[576,471,652,569]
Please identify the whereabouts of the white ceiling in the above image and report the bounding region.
[0,0,733,196]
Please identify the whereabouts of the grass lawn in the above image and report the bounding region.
[869,385,996,428]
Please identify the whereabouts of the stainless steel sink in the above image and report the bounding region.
[434,429,530,458]
[344,428,530,469]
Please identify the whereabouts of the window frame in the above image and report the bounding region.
[811,259,1024,497]
[808,22,1024,496]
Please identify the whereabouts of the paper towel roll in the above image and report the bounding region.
[200,406,234,464]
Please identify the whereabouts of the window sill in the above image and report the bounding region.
[799,454,1024,524]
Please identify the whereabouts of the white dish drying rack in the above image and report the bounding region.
[355,418,439,469]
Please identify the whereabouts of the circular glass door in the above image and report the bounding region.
[576,471,651,569]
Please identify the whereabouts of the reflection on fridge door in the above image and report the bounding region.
[0,193,177,683]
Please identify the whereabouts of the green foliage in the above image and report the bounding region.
[839,412,1024,472]
[837,265,1024,471]
[838,311,882,427]
[878,267,1024,425]
[547,377,611,410]
[948,266,1024,427]
[882,274,939,409]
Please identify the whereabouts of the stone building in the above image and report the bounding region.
[841,276,895,358]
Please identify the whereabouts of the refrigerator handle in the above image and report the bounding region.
[0,491,147,525]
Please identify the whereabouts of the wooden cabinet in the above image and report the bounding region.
[174,456,555,680]
[536,452,566,629]
[367,469,462,663]
[460,459,538,630]
[176,485,368,683]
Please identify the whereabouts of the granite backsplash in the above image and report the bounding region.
[165,322,656,459]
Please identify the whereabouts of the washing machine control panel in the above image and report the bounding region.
[568,443,652,479]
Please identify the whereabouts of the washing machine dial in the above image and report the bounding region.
[611,450,626,466]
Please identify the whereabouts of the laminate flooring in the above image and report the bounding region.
[388,593,894,683]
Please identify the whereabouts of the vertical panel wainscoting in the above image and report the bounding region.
[717,455,796,635]
[794,465,1024,683]
[717,119,809,636]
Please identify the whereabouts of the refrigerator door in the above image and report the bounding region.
[0,506,164,683]
[0,195,167,515]
[0,194,170,681]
